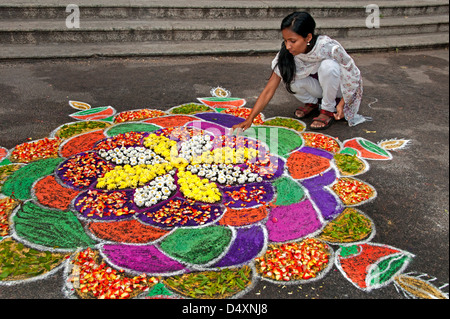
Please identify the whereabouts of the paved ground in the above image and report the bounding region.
[0,49,448,303]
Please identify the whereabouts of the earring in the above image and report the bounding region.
[307,42,310,46]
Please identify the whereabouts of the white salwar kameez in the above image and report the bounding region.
[272,35,371,126]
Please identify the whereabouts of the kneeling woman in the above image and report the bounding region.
[232,11,370,132]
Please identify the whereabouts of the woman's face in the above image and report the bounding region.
[282,28,312,56]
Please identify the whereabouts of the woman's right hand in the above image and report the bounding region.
[230,119,252,135]
[229,71,281,136]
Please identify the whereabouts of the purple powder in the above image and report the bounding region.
[301,168,336,190]
[184,120,229,136]
[220,182,274,208]
[301,169,344,220]
[102,244,187,274]
[299,146,334,160]
[213,225,266,267]
[195,112,245,128]
[308,189,344,220]
[266,199,322,242]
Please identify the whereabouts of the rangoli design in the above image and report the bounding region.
[0,91,447,300]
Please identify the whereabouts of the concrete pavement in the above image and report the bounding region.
[0,48,448,301]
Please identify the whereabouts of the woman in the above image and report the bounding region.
[231,11,370,132]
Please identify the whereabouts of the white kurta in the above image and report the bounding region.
[272,35,370,126]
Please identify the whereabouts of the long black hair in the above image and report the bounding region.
[276,12,318,94]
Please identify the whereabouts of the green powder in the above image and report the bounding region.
[2,158,64,200]
[107,123,161,136]
[359,139,390,157]
[368,254,412,286]
[272,176,305,206]
[13,201,95,250]
[339,245,359,258]
[159,226,232,265]
[242,126,302,158]
[146,283,174,297]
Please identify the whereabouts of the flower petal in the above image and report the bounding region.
[195,112,245,128]
[318,208,374,244]
[70,106,115,121]
[57,152,113,190]
[0,147,9,162]
[74,189,137,221]
[137,198,223,228]
[0,237,69,282]
[241,126,303,158]
[106,122,161,137]
[331,177,377,206]
[221,182,274,209]
[185,120,230,136]
[271,176,305,206]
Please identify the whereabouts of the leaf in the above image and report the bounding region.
[394,274,449,299]
[378,139,411,151]
[69,101,91,111]
[0,270,12,279]
[235,278,246,289]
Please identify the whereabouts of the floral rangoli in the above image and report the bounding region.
[0,94,448,300]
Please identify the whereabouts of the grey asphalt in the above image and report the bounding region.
[0,49,448,302]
